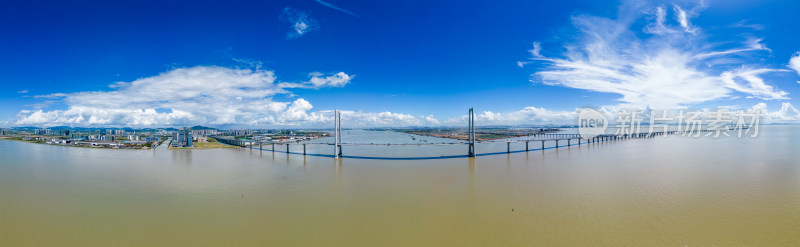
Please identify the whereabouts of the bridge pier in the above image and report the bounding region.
[286,144,290,153]
[507,142,510,153]
[525,141,529,152]
[272,143,275,153]
[555,140,559,148]
[303,144,306,155]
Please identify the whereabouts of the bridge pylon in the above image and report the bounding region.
[334,110,343,158]
[468,107,476,157]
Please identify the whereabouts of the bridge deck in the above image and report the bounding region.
[208,130,715,160]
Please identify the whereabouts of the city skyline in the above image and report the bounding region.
[2,0,800,128]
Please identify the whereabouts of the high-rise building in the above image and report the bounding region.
[172,127,193,147]
[35,129,52,135]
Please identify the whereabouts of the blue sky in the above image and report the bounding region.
[1,0,800,128]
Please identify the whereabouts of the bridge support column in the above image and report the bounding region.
[507,142,510,153]
[286,144,289,153]
[568,139,570,146]
[525,141,529,151]
[272,143,275,153]
[555,140,559,149]
[303,144,306,155]
[541,140,545,150]
[334,110,342,158]
[467,107,476,157]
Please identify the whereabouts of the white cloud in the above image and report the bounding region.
[278,72,354,89]
[347,111,432,126]
[17,66,287,127]
[672,4,697,34]
[17,90,28,94]
[445,106,576,126]
[281,7,318,39]
[789,52,800,82]
[276,98,328,124]
[12,66,441,128]
[528,42,542,57]
[527,2,789,109]
[763,102,800,122]
[720,68,788,100]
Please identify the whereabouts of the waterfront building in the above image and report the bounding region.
[172,127,193,148]
[194,136,208,143]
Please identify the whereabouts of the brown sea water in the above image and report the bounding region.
[1,126,799,246]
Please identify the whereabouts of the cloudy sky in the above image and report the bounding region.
[1,0,799,128]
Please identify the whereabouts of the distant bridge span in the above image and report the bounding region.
[212,108,708,160]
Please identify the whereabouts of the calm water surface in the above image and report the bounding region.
[1,126,799,246]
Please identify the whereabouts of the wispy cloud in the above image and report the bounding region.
[314,0,358,17]
[17,90,28,94]
[278,72,354,89]
[672,4,698,34]
[280,7,318,39]
[526,1,789,109]
[731,19,765,30]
